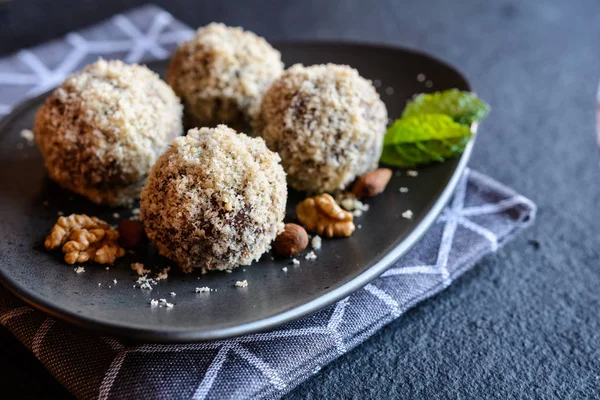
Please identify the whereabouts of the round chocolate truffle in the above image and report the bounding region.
[254,63,388,193]
[166,23,283,130]
[140,125,287,272]
[34,59,183,206]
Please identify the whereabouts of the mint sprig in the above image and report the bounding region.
[379,90,489,168]
[402,89,489,126]
[380,114,472,168]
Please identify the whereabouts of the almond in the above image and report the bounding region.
[352,168,393,198]
[273,223,309,256]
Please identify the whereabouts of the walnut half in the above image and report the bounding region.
[45,214,125,265]
[296,194,355,238]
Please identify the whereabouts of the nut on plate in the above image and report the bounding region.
[296,194,355,238]
[273,223,308,256]
[45,214,125,264]
[118,219,147,250]
[352,168,392,198]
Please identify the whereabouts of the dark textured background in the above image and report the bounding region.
[1,0,600,399]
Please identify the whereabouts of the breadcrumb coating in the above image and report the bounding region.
[167,23,283,130]
[254,63,388,193]
[34,59,183,206]
[140,125,287,272]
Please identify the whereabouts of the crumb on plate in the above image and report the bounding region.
[311,235,322,250]
[20,129,34,143]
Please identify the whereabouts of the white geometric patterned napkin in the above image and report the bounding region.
[0,5,537,400]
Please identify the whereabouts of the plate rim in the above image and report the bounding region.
[0,40,474,342]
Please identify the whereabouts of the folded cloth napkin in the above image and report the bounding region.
[0,5,537,400]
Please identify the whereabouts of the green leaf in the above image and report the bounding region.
[402,89,490,125]
[380,114,472,168]
[384,114,471,145]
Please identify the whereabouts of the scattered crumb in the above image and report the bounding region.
[150,299,159,307]
[338,194,369,216]
[131,208,141,215]
[98,283,101,286]
[311,235,322,250]
[136,274,157,290]
[340,198,354,210]
[292,258,300,265]
[196,287,211,293]
[235,280,248,288]
[74,266,85,274]
[170,292,176,296]
[242,269,246,272]
[402,210,414,219]
[155,266,170,280]
[425,80,433,88]
[399,187,409,193]
[131,262,150,276]
[16,143,24,150]
[358,224,362,229]
[270,256,275,261]
[407,170,419,177]
[417,73,426,82]
[305,251,317,261]
[105,266,110,270]
[159,299,167,304]
[112,212,120,218]
[166,302,174,308]
[108,285,112,288]
[225,270,233,274]
[112,279,117,284]
[385,87,394,95]
[282,267,288,272]
[57,211,64,216]
[373,79,382,87]
[20,129,34,143]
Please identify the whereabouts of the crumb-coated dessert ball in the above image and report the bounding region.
[254,63,388,193]
[166,23,283,130]
[140,125,287,272]
[34,59,183,206]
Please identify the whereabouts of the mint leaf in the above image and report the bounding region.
[402,89,489,125]
[380,114,472,168]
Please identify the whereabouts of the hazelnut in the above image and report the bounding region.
[118,219,147,250]
[273,223,308,256]
[352,168,393,198]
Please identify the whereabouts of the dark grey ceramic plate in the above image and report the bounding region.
[0,42,473,342]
